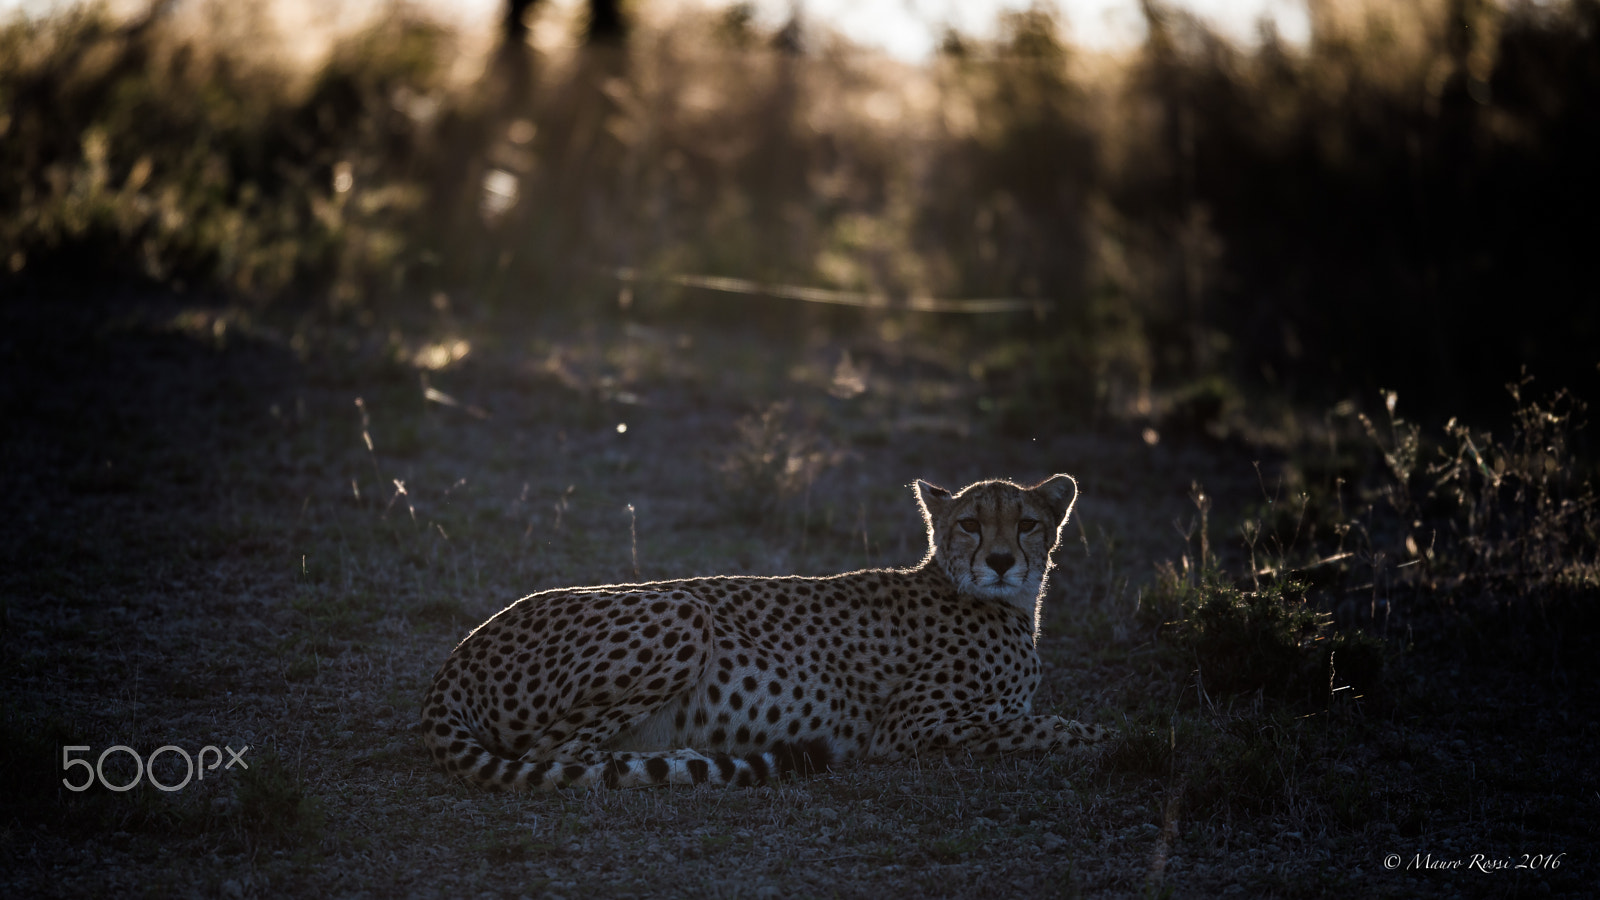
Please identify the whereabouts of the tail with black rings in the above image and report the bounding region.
[421,717,836,790]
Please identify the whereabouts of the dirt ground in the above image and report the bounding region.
[1,284,1592,898]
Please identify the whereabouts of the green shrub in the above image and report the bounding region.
[1426,379,1599,596]
[232,748,325,844]
[1145,566,1384,705]
[1145,377,1594,707]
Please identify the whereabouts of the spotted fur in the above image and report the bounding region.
[419,474,1114,790]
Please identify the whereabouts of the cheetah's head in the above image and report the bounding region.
[915,474,1078,622]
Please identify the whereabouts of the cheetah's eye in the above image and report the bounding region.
[957,518,981,535]
[1018,518,1039,534]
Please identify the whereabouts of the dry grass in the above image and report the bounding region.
[1,288,1593,898]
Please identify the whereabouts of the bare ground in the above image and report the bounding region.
[1,285,1592,898]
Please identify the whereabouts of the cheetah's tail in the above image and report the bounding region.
[504,740,835,791]
[421,713,833,791]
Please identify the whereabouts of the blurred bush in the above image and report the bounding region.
[1108,0,1600,415]
[2,0,1595,417]
[0,2,455,305]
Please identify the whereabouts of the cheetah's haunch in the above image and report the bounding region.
[419,474,1114,790]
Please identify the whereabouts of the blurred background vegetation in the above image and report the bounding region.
[2,0,1596,424]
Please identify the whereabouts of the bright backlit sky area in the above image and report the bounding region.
[738,0,1311,57]
[471,0,1313,57]
[5,0,1312,60]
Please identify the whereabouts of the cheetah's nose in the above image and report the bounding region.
[986,552,1015,577]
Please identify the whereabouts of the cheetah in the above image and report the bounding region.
[419,474,1114,790]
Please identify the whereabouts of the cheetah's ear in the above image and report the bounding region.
[1031,474,1078,525]
[914,479,953,525]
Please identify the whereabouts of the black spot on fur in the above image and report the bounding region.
[744,752,770,782]
[645,757,670,782]
[602,758,628,788]
[770,737,834,777]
